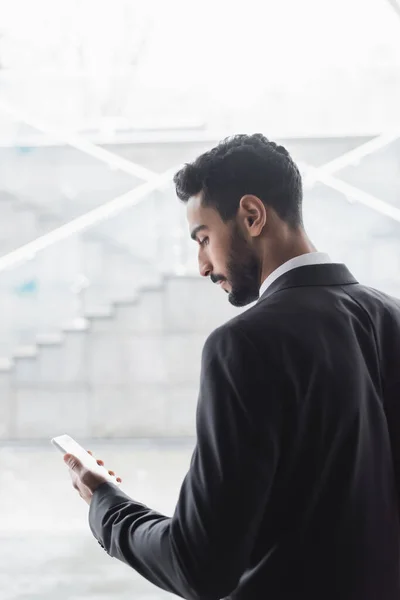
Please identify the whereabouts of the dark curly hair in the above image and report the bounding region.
[174,133,303,228]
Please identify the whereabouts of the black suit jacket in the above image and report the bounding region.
[89,263,400,600]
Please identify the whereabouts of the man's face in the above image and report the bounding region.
[187,194,261,307]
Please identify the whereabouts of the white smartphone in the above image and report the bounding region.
[51,434,120,486]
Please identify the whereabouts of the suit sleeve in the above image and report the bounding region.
[88,323,283,600]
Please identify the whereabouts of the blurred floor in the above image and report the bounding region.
[0,440,195,600]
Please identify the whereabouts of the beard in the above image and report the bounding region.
[212,223,261,307]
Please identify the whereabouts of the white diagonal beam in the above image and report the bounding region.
[0,101,157,182]
[2,101,397,189]
[0,167,177,273]
[1,129,398,276]
[385,0,400,21]
[304,164,400,223]
[304,132,399,185]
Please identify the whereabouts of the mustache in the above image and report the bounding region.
[210,274,227,285]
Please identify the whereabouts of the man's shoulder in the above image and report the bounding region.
[201,307,281,385]
[344,282,400,321]
[361,284,400,306]
[204,301,279,354]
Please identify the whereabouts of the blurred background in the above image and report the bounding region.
[0,0,399,598]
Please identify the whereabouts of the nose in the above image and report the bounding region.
[199,255,212,278]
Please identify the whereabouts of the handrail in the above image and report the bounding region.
[0,166,177,273]
[0,101,157,182]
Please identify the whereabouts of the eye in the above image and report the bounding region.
[199,237,209,247]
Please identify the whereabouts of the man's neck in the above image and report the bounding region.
[259,235,317,287]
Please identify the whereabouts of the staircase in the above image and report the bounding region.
[0,275,242,441]
[0,181,232,443]
[0,184,182,357]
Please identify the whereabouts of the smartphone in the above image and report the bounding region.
[51,434,120,486]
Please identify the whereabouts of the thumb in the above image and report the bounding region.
[64,453,83,472]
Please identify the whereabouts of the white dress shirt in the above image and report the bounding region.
[259,252,332,297]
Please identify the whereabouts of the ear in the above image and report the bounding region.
[237,195,267,237]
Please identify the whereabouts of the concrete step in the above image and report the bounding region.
[114,288,163,333]
[0,242,159,357]
[0,185,195,358]
[0,273,241,440]
[163,275,243,332]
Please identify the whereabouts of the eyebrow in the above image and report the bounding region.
[190,225,209,241]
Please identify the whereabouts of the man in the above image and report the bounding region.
[65,134,400,599]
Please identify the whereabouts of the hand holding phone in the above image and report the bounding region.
[51,434,121,486]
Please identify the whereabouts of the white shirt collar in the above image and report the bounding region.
[259,252,332,298]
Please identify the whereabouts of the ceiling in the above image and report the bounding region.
[0,0,399,138]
